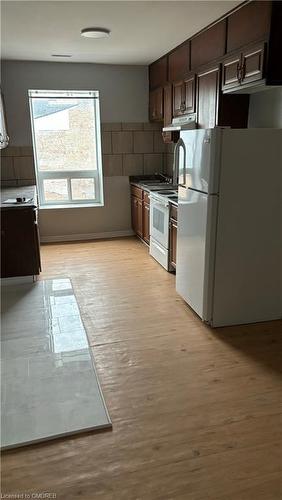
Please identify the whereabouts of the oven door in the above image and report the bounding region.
[150,198,169,249]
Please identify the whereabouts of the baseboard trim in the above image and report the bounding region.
[40,229,134,243]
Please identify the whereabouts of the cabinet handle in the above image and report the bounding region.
[236,62,241,82]
[241,62,246,81]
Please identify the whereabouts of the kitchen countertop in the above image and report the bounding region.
[130,178,179,205]
[168,198,178,207]
[1,185,37,210]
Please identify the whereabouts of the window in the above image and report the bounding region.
[29,90,104,208]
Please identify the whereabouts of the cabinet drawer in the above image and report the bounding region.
[131,185,143,200]
[143,191,150,204]
[170,204,178,221]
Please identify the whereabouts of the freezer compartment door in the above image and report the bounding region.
[176,188,218,321]
[180,129,221,194]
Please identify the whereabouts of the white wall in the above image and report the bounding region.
[1,60,148,146]
[248,87,282,128]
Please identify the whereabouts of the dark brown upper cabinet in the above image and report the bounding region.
[222,42,266,92]
[226,1,272,53]
[197,65,220,129]
[149,87,163,122]
[191,20,226,70]
[168,43,190,82]
[173,74,196,117]
[148,1,281,126]
[197,63,249,129]
[149,56,168,90]
[162,83,173,143]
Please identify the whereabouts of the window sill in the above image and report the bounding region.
[39,202,104,210]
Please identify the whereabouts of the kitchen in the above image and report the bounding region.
[1,1,282,498]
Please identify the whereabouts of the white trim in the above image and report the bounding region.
[40,229,134,243]
[28,89,104,208]
[39,202,104,210]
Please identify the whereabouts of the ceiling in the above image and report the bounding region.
[2,1,241,65]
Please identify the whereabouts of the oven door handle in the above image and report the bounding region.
[151,200,169,209]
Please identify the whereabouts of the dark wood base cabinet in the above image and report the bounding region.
[142,194,150,245]
[131,195,143,238]
[1,208,41,278]
[131,185,150,245]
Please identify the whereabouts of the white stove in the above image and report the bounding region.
[149,190,178,270]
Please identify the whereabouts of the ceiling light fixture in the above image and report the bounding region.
[81,27,111,39]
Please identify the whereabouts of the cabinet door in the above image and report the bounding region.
[222,53,242,91]
[149,56,167,89]
[183,75,196,114]
[172,81,184,117]
[168,43,190,82]
[149,87,163,122]
[142,202,150,244]
[1,209,40,278]
[241,43,265,85]
[169,220,177,270]
[191,20,226,70]
[131,196,143,237]
[227,1,272,53]
[162,84,173,143]
[34,220,42,272]
[197,66,220,129]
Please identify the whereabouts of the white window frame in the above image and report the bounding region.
[28,89,104,209]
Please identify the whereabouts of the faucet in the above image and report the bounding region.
[158,173,172,184]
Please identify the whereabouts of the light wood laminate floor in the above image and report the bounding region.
[2,237,282,499]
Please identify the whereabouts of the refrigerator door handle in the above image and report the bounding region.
[173,138,186,187]
[178,139,186,187]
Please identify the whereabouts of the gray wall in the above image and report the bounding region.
[1,60,148,146]
[1,60,151,241]
[248,87,282,128]
[2,59,281,241]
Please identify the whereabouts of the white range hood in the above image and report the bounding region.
[163,113,197,132]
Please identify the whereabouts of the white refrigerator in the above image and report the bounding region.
[175,128,282,327]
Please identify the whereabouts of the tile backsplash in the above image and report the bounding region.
[0,122,173,186]
[0,146,35,187]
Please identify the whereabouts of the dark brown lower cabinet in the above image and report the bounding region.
[1,208,41,278]
[131,195,143,238]
[131,185,150,245]
[142,202,150,244]
[169,204,178,271]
